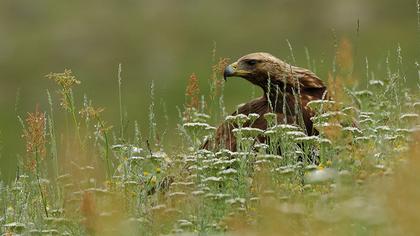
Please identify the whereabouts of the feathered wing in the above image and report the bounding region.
[291,67,328,135]
[293,67,325,89]
[203,96,296,151]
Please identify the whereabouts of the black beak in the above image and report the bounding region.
[223,64,235,81]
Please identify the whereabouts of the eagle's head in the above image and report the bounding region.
[224,52,325,93]
[224,52,286,89]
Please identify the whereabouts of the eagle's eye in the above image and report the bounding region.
[245,59,258,66]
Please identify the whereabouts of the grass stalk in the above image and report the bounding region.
[34,150,48,217]
[118,63,124,141]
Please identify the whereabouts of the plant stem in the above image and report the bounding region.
[118,63,124,141]
[64,89,83,148]
[35,151,48,217]
[97,117,111,180]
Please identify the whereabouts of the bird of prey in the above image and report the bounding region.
[203,52,328,151]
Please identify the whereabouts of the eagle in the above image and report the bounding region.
[203,52,328,151]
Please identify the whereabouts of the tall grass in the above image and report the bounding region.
[0,41,420,236]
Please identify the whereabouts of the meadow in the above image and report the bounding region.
[1,1,420,235]
[1,38,420,235]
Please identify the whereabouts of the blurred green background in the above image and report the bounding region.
[0,0,419,180]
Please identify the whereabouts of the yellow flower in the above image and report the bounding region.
[143,171,150,176]
[156,167,161,173]
[150,176,157,184]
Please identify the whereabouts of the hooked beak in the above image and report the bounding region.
[223,62,237,81]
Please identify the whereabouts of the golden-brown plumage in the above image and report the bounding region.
[203,52,327,151]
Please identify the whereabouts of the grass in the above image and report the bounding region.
[0,41,420,236]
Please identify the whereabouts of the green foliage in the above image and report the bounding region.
[1,45,420,235]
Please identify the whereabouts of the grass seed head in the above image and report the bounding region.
[22,106,46,171]
[45,69,81,92]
